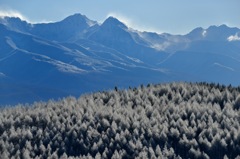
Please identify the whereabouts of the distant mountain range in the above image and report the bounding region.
[0,13,240,105]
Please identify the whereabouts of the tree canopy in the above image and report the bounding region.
[0,82,240,158]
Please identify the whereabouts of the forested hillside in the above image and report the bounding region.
[1,82,240,158]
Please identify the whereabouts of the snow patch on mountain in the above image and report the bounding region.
[0,10,28,21]
[0,50,17,61]
[32,38,73,52]
[126,56,144,63]
[76,57,112,67]
[202,30,207,37]
[6,36,18,49]
[151,42,171,51]
[0,72,6,77]
[33,56,86,74]
[55,61,86,74]
[227,33,240,41]
[86,19,97,27]
[214,62,234,71]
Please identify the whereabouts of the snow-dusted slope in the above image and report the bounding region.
[30,13,99,41]
[88,17,168,64]
[0,23,169,105]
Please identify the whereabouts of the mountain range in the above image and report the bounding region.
[0,13,240,105]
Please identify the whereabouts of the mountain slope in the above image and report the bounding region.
[30,14,98,41]
[88,17,168,64]
[0,14,240,104]
[0,23,169,105]
[158,50,240,85]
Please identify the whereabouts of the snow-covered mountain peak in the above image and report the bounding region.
[0,16,25,25]
[102,16,127,29]
[62,13,86,22]
[206,24,240,34]
[185,24,240,41]
[207,24,229,32]
[65,13,86,19]
[186,27,204,39]
[61,13,97,27]
[0,16,30,33]
[204,24,240,41]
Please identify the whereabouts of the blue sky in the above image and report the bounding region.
[0,0,239,34]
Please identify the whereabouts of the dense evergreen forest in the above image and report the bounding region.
[1,82,240,158]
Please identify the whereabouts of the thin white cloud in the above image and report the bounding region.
[227,33,240,41]
[106,12,163,33]
[0,9,29,21]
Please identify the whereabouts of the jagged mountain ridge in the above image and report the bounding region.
[0,13,240,105]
